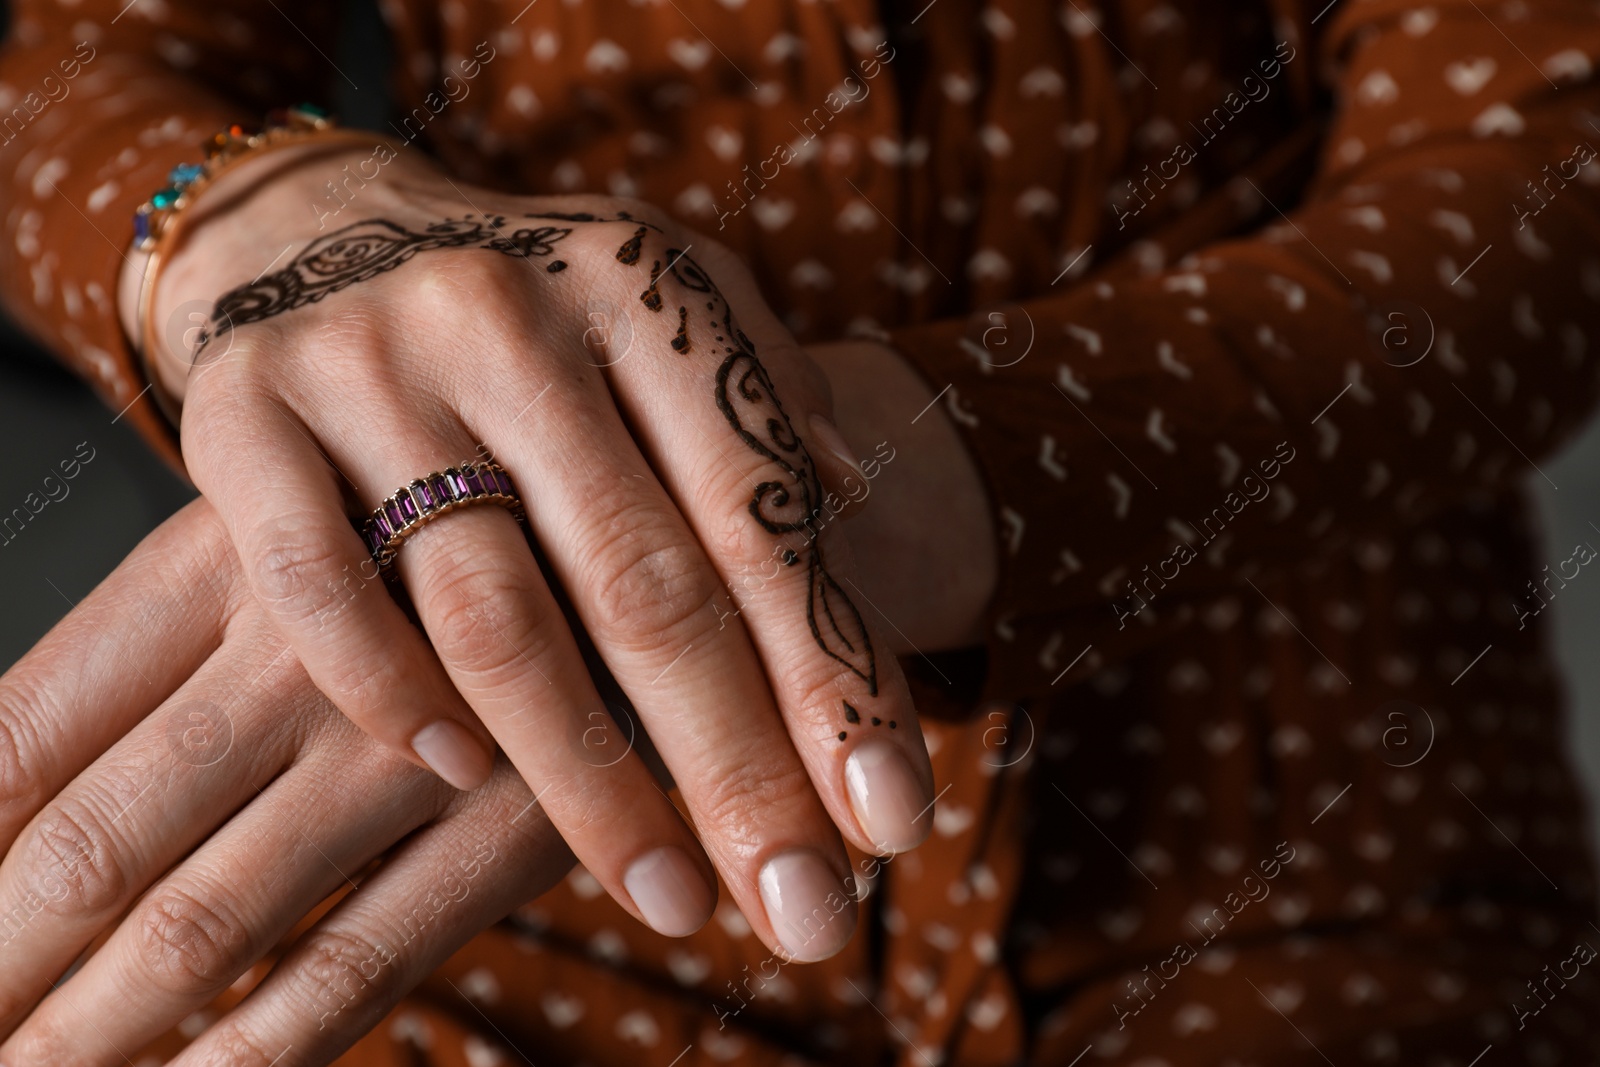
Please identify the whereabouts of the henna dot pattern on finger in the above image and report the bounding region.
[615,225,648,266]
[190,210,885,741]
[640,259,666,313]
[671,305,690,354]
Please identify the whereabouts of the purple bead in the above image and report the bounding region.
[411,480,435,510]
[374,512,393,539]
[447,470,468,498]
[430,474,453,503]
[399,492,419,521]
[463,467,484,495]
[385,502,405,531]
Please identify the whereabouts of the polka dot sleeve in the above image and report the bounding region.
[886,0,1600,706]
[0,0,338,468]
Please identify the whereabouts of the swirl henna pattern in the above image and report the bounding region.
[603,227,882,727]
[192,215,575,357]
[192,211,882,740]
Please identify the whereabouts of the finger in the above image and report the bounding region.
[0,499,236,848]
[0,630,444,1066]
[607,236,937,858]
[169,755,568,1067]
[0,616,339,1034]
[315,415,719,942]
[182,360,496,790]
[452,334,860,961]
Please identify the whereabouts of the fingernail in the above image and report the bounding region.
[623,846,714,937]
[845,738,933,854]
[808,413,863,478]
[411,720,493,791]
[758,849,857,962]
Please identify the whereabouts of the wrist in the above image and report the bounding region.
[119,135,436,405]
[809,340,997,653]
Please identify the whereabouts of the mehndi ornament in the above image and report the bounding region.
[129,104,393,426]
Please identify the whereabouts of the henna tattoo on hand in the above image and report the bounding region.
[600,228,882,739]
[193,209,881,738]
[191,215,574,359]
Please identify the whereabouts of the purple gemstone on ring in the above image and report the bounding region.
[399,492,419,521]
[463,467,484,495]
[412,480,435,510]
[385,502,405,531]
[447,470,469,498]
[363,523,384,556]
[494,469,514,496]
[429,474,452,503]
[374,512,393,540]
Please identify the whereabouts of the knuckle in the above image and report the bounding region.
[190,1019,285,1067]
[152,500,247,611]
[693,756,817,842]
[248,520,346,622]
[292,926,405,1026]
[23,797,126,916]
[0,684,47,821]
[413,249,528,320]
[421,556,551,679]
[703,498,784,569]
[306,303,393,361]
[548,199,679,272]
[180,355,270,456]
[789,656,871,713]
[180,345,251,413]
[135,883,253,995]
[586,514,723,650]
[2,1020,87,1067]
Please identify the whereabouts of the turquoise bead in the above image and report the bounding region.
[168,163,203,186]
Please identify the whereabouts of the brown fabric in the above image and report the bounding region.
[5,0,1600,1064]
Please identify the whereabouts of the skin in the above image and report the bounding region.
[0,500,575,1067]
[0,150,994,1064]
[114,140,997,961]
[0,341,994,1062]
[0,346,990,1062]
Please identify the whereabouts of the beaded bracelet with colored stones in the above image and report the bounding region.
[132,104,334,252]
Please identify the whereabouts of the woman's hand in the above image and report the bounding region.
[0,499,573,1066]
[121,139,940,959]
